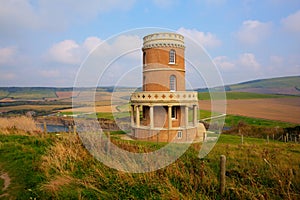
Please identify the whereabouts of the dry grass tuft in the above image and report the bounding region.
[40,134,90,177]
[41,175,73,193]
[0,116,41,135]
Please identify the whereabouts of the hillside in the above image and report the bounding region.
[197,76,300,96]
[228,76,300,95]
[0,129,299,199]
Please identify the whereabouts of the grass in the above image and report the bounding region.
[0,116,42,134]
[0,132,299,199]
[198,91,291,100]
[0,178,4,195]
[0,135,52,199]
[224,114,297,128]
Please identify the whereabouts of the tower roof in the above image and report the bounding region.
[143,32,185,50]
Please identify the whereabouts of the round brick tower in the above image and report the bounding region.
[142,33,185,91]
[130,32,205,142]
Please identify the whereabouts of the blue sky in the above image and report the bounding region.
[0,0,299,87]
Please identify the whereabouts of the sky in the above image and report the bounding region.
[0,0,300,88]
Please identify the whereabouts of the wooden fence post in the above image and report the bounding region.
[73,125,76,134]
[241,134,244,145]
[220,155,226,195]
[267,135,269,144]
[43,121,47,134]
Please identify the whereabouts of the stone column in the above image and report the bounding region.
[193,105,197,126]
[150,105,154,128]
[185,106,189,127]
[131,105,135,127]
[168,105,172,129]
[135,105,140,128]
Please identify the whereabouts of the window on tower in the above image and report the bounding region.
[170,75,176,91]
[172,106,177,119]
[169,49,176,64]
[143,52,146,66]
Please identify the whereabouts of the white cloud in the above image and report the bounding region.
[47,40,81,65]
[0,0,39,36]
[83,37,103,52]
[178,27,221,48]
[0,46,18,65]
[46,35,142,67]
[0,0,136,37]
[281,10,300,33]
[236,20,272,45]
[213,56,235,70]
[237,53,261,71]
[213,53,261,71]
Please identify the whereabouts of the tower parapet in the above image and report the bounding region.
[142,33,185,50]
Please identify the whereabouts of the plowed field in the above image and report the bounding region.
[199,97,300,124]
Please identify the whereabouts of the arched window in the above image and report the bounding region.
[169,49,176,64]
[170,75,176,91]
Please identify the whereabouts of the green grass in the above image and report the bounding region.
[198,91,290,100]
[224,114,296,128]
[0,177,4,195]
[59,111,130,120]
[0,134,53,199]
[0,132,299,199]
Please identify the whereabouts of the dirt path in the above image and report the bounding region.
[0,172,11,198]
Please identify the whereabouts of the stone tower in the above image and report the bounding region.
[130,32,204,142]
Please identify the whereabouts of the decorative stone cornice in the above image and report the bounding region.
[142,32,185,50]
[130,91,198,104]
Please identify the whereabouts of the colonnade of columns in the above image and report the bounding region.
[131,104,198,129]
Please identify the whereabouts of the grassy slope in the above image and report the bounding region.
[0,133,299,199]
[0,135,52,199]
[229,76,300,90]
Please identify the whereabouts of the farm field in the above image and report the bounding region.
[0,105,70,113]
[199,97,300,124]
[60,105,118,113]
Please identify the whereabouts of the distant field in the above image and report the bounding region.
[0,90,9,99]
[7,89,57,100]
[0,105,69,113]
[230,76,300,89]
[198,91,292,100]
[60,105,118,113]
[55,91,80,99]
[199,97,300,124]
